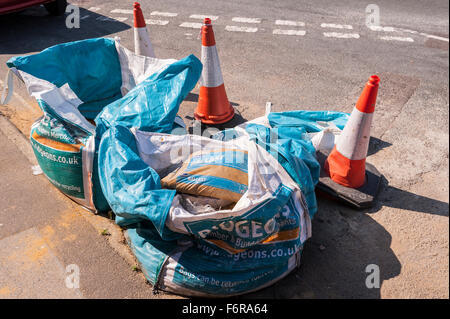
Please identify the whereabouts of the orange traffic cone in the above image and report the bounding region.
[194,18,234,124]
[133,2,155,57]
[325,75,380,188]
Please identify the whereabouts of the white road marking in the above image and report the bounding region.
[379,36,414,42]
[275,20,305,27]
[232,17,261,24]
[368,25,395,32]
[96,16,128,22]
[321,23,353,30]
[273,29,306,36]
[420,33,449,42]
[179,22,203,29]
[225,25,258,32]
[150,11,178,17]
[145,19,169,25]
[394,28,448,42]
[189,14,219,21]
[110,9,133,14]
[323,32,360,39]
[88,7,101,12]
[398,28,419,34]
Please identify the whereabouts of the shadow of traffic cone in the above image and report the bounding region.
[316,75,382,209]
[194,18,234,124]
[133,2,155,57]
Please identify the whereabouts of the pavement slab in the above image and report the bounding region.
[0,128,172,299]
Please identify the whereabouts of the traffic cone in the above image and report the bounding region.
[324,75,379,188]
[194,18,234,124]
[316,75,382,209]
[133,2,155,57]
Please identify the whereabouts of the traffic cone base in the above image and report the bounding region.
[316,149,382,209]
[195,84,235,124]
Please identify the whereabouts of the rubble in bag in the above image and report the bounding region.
[5,38,202,212]
[176,194,235,214]
[161,148,249,203]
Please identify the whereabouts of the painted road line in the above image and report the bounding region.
[399,28,419,34]
[420,33,449,42]
[179,22,203,29]
[273,29,306,36]
[88,7,101,12]
[150,11,178,17]
[368,25,395,32]
[379,36,414,42]
[110,9,133,14]
[225,25,258,32]
[275,20,305,27]
[96,16,128,22]
[323,32,360,39]
[189,14,219,21]
[232,17,261,24]
[146,19,169,25]
[321,23,353,30]
[396,28,449,42]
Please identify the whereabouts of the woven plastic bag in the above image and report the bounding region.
[5,38,201,212]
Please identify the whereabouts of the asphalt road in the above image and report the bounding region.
[0,0,448,298]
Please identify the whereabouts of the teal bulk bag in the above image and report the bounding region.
[97,110,348,297]
[5,38,201,212]
[98,125,312,297]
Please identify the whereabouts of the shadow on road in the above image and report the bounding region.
[370,177,449,217]
[367,136,392,156]
[246,172,448,298]
[0,6,130,54]
[244,195,402,299]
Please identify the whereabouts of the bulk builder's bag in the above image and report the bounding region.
[96,109,349,296]
[5,38,201,212]
[97,121,319,296]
